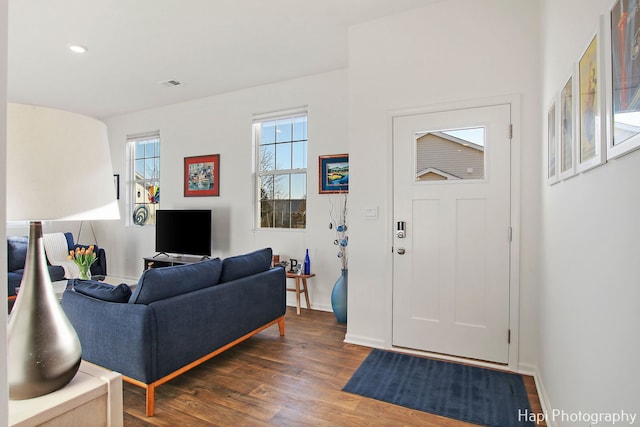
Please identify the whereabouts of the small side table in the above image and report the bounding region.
[9,361,123,427]
[286,272,314,315]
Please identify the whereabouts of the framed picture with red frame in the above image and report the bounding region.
[184,154,220,197]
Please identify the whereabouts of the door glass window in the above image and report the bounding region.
[415,127,485,181]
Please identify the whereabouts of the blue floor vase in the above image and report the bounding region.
[331,269,348,323]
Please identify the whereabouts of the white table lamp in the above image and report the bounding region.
[6,103,119,399]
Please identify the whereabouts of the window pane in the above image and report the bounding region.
[276,118,292,143]
[132,202,158,226]
[259,175,274,200]
[135,143,145,159]
[415,127,485,181]
[145,158,156,179]
[147,203,158,225]
[132,204,149,225]
[260,145,275,171]
[147,183,160,203]
[134,159,143,180]
[292,141,307,169]
[274,200,291,228]
[134,182,146,203]
[260,200,274,227]
[276,142,292,170]
[291,173,306,199]
[274,175,290,199]
[293,116,307,141]
[291,199,306,228]
[261,121,276,144]
[144,140,156,157]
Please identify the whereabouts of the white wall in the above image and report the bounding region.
[541,0,640,423]
[99,69,349,312]
[346,0,541,370]
[1,0,8,423]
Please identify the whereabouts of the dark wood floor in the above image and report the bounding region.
[122,306,545,426]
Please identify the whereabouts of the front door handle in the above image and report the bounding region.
[397,248,406,255]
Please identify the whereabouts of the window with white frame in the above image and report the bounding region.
[254,113,308,229]
[127,132,160,226]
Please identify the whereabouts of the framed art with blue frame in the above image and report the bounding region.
[319,154,349,194]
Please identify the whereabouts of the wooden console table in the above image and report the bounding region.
[286,272,314,315]
[9,361,123,426]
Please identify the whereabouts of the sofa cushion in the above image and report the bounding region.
[72,279,132,303]
[129,258,222,304]
[220,248,273,283]
[64,232,75,250]
[8,271,23,296]
[8,236,28,272]
[48,265,66,282]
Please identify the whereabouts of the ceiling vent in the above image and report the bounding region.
[159,79,181,87]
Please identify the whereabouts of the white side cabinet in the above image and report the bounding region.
[9,361,123,427]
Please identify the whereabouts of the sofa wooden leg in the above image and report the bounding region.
[146,385,155,417]
[278,317,285,336]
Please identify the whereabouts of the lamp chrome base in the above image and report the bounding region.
[7,221,82,400]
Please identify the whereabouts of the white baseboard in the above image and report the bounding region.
[532,366,555,427]
[518,363,555,427]
[517,362,537,377]
[344,333,385,348]
[285,302,332,313]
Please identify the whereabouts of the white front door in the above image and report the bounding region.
[392,103,512,364]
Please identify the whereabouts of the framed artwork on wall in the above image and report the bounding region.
[113,174,120,200]
[547,98,558,185]
[319,154,349,194]
[606,0,640,159]
[576,30,606,173]
[184,154,220,197]
[559,74,576,180]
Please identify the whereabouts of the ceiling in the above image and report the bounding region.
[8,0,432,119]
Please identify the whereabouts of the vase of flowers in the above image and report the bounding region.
[69,246,98,280]
[329,192,348,323]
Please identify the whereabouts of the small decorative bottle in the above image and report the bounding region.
[304,249,311,275]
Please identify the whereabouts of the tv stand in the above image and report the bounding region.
[143,254,209,270]
[153,252,169,258]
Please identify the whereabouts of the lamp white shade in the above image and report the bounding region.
[7,103,119,221]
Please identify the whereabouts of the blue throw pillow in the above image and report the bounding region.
[129,257,222,304]
[220,248,273,283]
[72,279,132,303]
[7,236,28,272]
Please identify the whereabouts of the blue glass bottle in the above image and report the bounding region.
[304,249,311,275]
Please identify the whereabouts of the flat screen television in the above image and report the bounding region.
[155,209,212,257]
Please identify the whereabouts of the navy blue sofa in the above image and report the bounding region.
[62,247,286,416]
[7,232,107,299]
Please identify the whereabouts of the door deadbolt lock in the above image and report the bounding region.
[397,248,406,255]
[396,221,406,238]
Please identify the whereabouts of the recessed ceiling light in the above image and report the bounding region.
[68,44,88,54]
